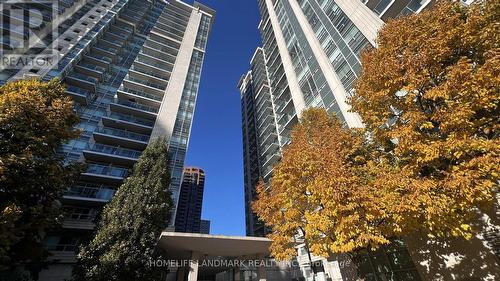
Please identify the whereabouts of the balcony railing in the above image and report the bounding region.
[124,76,165,91]
[86,163,128,178]
[86,53,112,64]
[114,99,159,114]
[67,72,98,84]
[90,143,141,159]
[119,86,162,101]
[95,43,119,53]
[130,65,169,81]
[64,185,115,201]
[66,86,96,102]
[106,111,155,127]
[135,56,172,71]
[96,126,150,142]
[77,62,105,73]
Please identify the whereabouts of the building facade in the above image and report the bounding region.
[1,0,214,280]
[200,219,211,234]
[240,0,384,238]
[175,167,206,233]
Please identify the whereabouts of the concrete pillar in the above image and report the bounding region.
[257,254,266,281]
[188,251,200,281]
[233,267,241,281]
[176,267,186,281]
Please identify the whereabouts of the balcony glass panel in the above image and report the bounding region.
[106,111,155,127]
[96,126,150,142]
[64,185,116,200]
[78,62,105,73]
[114,99,159,113]
[86,163,128,178]
[67,72,98,83]
[120,86,162,101]
[90,143,141,159]
[130,65,169,81]
[125,76,165,91]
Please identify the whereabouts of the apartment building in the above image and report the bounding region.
[1,0,214,279]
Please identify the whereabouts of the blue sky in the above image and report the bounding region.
[184,1,261,236]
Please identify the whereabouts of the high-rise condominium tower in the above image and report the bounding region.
[1,0,214,279]
[240,0,385,238]
[175,167,206,233]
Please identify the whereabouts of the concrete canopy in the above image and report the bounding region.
[158,232,272,259]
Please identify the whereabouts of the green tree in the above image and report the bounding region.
[73,137,173,281]
[0,79,81,278]
[350,0,499,239]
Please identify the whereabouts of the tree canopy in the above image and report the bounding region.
[253,109,411,259]
[350,0,499,239]
[0,79,80,277]
[73,137,173,281]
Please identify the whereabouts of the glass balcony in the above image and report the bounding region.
[275,97,293,113]
[66,72,98,84]
[124,76,166,91]
[100,38,122,49]
[258,122,275,138]
[111,25,132,36]
[96,126,150,142]
[135,55,173,71]
[278,113,297,133]
[262,166,273,179]
[86,163,128,178]
[95,43,119,54]
[261,151,280,167]
[130,65,169,81]
[64,185,115,201]
[114,99,159,114]
[256,106,273,123]
[143,41,178,59]
[66,85,96,105]
[145,37,180,54]
[119,86,163,101]
[106,112,154,127]
[86,53,112,64]
[77,62,105,73]
[260,142,278,157]
[90,143,141,159]
[104,32,127,43]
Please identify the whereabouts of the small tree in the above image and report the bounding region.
[252,109,410,260]
[73,137,173,281]
[350,0,499,239]
[0,79,81,277]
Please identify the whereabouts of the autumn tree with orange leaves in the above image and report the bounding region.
[253,109,413,260]
[351,0,499,239]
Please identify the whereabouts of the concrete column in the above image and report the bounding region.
[233,267,241,281]
[188,251,200,281]
[150,8,202,142]
[176,267,186,281]
[256,254,266,281]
